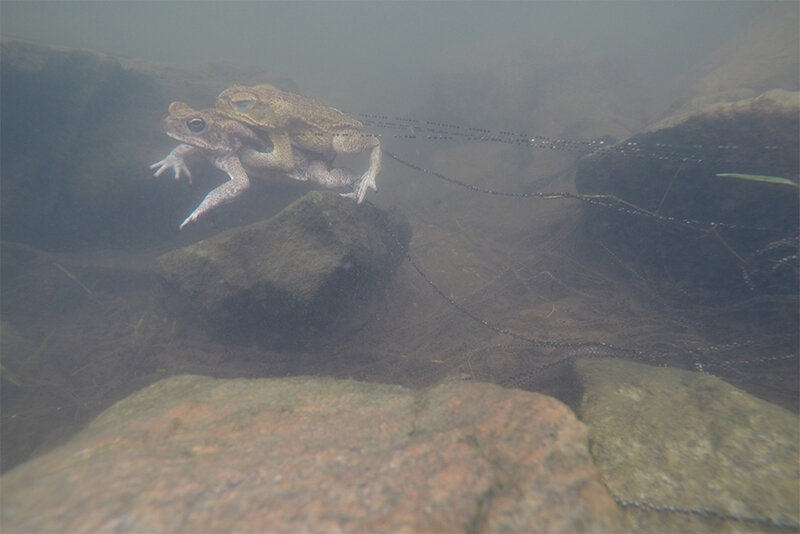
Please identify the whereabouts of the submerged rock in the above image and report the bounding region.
[0,37,321,252]
[158,191,410,347]
[0,375,622,533]
[575,357,800,533]
[575,90,799,308]
[0,38,170,251]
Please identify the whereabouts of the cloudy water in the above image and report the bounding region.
[1,1,798,532]
[1,1,771,112]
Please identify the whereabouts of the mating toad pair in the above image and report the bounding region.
[151,84,382,229]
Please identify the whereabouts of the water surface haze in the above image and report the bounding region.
[1,2,798,532]
[2,1,772,115]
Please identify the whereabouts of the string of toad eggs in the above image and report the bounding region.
[353,112,787,232]
[353,114,797,531]
[355,112,775,164]
[356,112,793,367]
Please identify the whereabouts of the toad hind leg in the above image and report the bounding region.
[180,155,250,230]
[295,160,358,188]
[288,160,372,202]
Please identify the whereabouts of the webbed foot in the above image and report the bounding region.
[179,210,202,230]
[353,171,378,203]
[150,144,196,183]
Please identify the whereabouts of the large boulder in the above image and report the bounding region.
[157,191,411,347]
[576,357,800,533]
[575,90,799,311]
[1,375,623,533]
[670,3,799,114]
[0,38,170,250]
[0,37,310,252]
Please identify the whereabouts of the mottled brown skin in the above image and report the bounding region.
[216,84,381,203]
[151,102,359,229]
[164,102,266,155]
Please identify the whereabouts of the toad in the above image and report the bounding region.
[151,102,359,229]
[215,84,381,204]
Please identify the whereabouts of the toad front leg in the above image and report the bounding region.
[238,131,296,172]
[151,143,198,183]
[332,133,381,203]
[179,155,251,230]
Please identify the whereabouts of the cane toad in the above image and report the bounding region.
[216,84,381,203]
[151,102,359,229]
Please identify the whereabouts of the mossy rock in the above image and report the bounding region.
[158,191,410,347]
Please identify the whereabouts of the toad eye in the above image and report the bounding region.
[186,117,207,133]
[233,99,255,112]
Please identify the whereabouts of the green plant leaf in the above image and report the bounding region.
[715,173,798,187]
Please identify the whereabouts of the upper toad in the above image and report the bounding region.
[215,84,381,204]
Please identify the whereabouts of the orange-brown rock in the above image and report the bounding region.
[1,375,622,533]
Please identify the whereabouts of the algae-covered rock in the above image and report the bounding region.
[158,191,410,346]
[576,357,800,533]
[1,375,623,533]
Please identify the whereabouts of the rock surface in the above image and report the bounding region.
[576,357,800,533]
[1,375,622,533]
[0,38,170,250]
[673,3,799,114]
[157,191,410,347]
[575,89,799,307]
[0,37,317,252]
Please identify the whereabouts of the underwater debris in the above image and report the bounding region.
[52,262,93,297]
[715,173,798,187]
[0,364,24,387]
